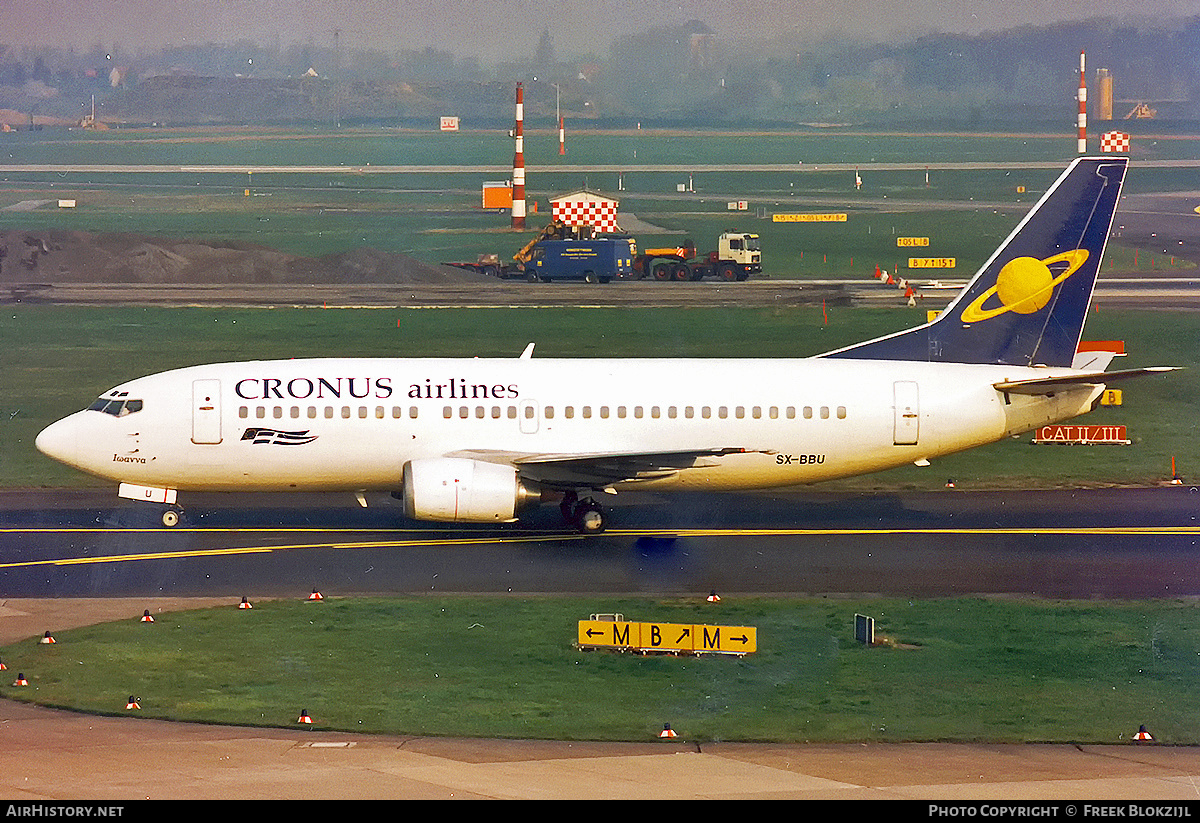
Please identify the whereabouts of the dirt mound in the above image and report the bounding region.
[0,229,489,285]
[294,247,492,284]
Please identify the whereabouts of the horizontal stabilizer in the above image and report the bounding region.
[994,366,1178,395]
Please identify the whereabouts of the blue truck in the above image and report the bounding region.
[524,237,636,283]
[445,221,637,284]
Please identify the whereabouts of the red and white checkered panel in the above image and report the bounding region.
[1100,131,1130,153]
[551,200,620,234]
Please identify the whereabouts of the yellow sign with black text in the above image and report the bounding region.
[577,619,639,649]
[772,213,847,223]
[897,237,930,247]
[577,620,757,655]
[908,257,956,269]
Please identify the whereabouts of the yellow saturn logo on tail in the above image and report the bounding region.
[960,249,1089,323]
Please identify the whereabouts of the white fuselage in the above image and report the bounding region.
[36,356,1102,494]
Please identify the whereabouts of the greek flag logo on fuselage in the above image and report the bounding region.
[240,428,318,446]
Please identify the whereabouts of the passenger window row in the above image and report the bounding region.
[536,405,847,421]
[239,406,421,420]
[237,404,851,422]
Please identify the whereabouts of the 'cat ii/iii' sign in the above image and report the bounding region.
[577,619,757,655]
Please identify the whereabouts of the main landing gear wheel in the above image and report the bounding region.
[574,500,606,534]
[560,492,607,534]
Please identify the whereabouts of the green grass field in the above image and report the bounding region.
[4,595,1199,743]
[0,127,1195,272]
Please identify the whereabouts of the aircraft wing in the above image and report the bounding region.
[447,447,755,489]
[994,366,1178,396]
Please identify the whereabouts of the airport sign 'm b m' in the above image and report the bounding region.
[577,619,756,655]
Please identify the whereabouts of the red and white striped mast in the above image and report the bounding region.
[559,116,566,156]
[1077,51,1087,154]
[512,82,526,229]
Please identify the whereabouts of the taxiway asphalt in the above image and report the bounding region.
[1,486,1197,600]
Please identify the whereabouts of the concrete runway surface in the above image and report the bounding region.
[1,487,1197,599]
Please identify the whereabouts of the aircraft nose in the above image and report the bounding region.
[36,415,80,465]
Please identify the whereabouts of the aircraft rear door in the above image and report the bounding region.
[893,381,919,446]
[192,379,222,444]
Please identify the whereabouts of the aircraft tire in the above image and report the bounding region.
[574,499,606,534]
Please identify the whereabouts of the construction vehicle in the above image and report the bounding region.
[446,220,637,283]
[630,232,761,282]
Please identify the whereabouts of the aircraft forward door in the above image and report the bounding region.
[893,381,919,445]
[192,379,222,444]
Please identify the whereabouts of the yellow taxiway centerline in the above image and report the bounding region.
[0,526,1197,570]
[0,534,581,569]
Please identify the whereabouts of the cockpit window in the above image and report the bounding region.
[87,396,143,417]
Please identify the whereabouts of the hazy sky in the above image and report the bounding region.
[1,1,1193,61]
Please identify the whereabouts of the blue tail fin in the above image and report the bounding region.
[823,157,1127,367]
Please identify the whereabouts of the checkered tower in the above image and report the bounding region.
[512,83,526,229]
[1077,52,1087,154]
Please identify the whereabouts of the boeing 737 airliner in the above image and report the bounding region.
[36,157,1172,532]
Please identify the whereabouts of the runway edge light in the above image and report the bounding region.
[40,631,55,644]
[126,696,140,710]
[238,597,253,610]
[140,610,154,623]
[1134,725,1153,741]
[659,723,677,739]
[298,709,313,725]
[307,588,324,602]
[13,673,27,687]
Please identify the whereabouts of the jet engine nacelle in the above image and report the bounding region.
[401,458,541,523]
